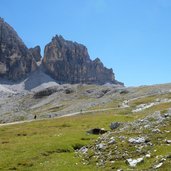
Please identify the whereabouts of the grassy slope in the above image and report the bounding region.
[0,91,171,170]
[0,110,143,171]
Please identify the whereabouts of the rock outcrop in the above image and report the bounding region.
[0,18,37,80]
[29,46,41,62]
[43,35,123,85]
[0,18,123,85]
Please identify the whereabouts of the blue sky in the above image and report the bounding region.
[0,0,171,86]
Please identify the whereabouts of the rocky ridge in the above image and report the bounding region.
[0,18,37,80]
[43,36,122,84]
[43,35,121,85]
[29,45,42,62]
[0,18,122,85]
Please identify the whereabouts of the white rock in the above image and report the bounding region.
[160,158,166,162]
[164,130,170,133]
[128,137,145,144]
[126,157,144,167]
[146,154,151,158]
[79,147,88,154]
[96,143,105,150]
[147,142,153,146]
[166,140,171,144]
[144,125,150,128]
[154,162,163,169]
[108,137,115,144]
[152,128,161,133]
[132,103,155,112]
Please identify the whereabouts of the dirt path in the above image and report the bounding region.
[0,94,160,127]
[0,107,119,127]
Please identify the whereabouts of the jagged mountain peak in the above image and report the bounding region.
[0,18,123,85]
[0,18,37,80]
[29,45,42,62]
[43,35,123,85]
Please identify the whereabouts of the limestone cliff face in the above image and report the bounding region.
[29,46,41,62]
[0,18,123,85]
[0,18,37,80]
[43,35,122,85]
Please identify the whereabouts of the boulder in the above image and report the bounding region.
[126,157,144,167]
[96,143,106,150]
[128,137,146,144]
[110,122,120,130]
[87,128,107,135]
[79,147,88,154]
[33,86,59,98]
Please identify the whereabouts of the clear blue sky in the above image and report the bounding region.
[0,0,171,86]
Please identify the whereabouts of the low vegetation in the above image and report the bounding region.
[0,85,171,170]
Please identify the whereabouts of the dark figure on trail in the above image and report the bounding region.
[34,115,37,119]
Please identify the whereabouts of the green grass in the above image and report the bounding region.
[0,92,171,171]
[88,99,123,110]
[129,92,171,108]
[0,109,142,171]
[82,113,171,170]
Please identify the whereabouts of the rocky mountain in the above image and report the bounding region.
[0,18,37,80]
[0,18,123,85]
[29,45,41,62]
[43,35,122,85]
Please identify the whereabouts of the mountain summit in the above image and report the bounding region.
[43,35,122,85]
[0,18,123,85]
[0,18,37,80]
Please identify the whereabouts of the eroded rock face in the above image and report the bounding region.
[29,46,41,62]
[43,35,123,85]
[0,18,37,80]
[0,19,123,85]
